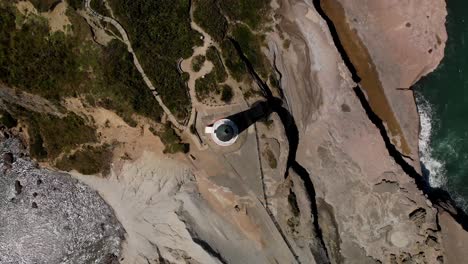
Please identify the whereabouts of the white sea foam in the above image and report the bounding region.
[416,93,447,187]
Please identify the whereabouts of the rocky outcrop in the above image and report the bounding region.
[268,0,451,262]
[2,0,464,263]
[319,0,447,166]
[0,132,123,263]
[73,148,315,263]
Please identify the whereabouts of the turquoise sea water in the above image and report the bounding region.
[414,0,468,211]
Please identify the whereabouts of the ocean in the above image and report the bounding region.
[414,0,468,211]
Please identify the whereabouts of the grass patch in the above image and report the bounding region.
[108,0,202,120]
[159,124,189,154]
[206,46,227,83]
[55,144,113,175]
[193,0,227,42]
[191,55,206,72]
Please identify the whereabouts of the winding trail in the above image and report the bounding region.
[84,0,185,131]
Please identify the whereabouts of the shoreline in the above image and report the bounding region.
[320,0,412,156]
[317,0,468,231]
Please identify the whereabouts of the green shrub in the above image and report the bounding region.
[90,0,111,17]
[192,55,206,72]
[67,0,83,10]
[206,46,227,83]
[0,5,83,101]
[193,0,227,41]
[220,40,247,81]
[231,24,268,78]
[159,124,189,154]
[108,0,202,119]
[30,0,60,12]
[195,72,218,101]
[30,112,97,159]
[55,144,113,175]
[220,0,270,30]
[96,40,163,123]
[220,85,233,103]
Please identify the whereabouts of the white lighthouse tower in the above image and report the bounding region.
[204,119,239,147]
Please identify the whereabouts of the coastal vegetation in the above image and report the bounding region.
[6,103,97,160]
[231,24,268,78]
[219,0,271,30]
[195,46,231,102]
[195,72,218,101]
[192,0,272,84]
[193,0,227,42]
[56,144,113,175]
[0,3,165,171]
[93,40,163,125]
[90,0,110,17]
[220,40,248,81]
[220,85,233,103]
[158,124,189,154]
[108,0,202,119]
[206,46,228,83]
[191,55,206,72]
[30,0,82,11]
[0,3,162,124]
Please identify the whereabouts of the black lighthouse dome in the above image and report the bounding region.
[215,124,235,142]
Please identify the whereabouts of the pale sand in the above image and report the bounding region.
[41,1,72,33]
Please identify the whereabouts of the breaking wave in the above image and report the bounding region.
[415,92,447,187]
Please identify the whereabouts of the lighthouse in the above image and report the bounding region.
[204,119,239,146]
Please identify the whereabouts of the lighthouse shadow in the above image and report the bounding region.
[225,101,272,134]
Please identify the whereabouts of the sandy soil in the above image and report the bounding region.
[41,1,71,33]
[15,1,38,16]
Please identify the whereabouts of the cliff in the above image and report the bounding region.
[320,0,448,167]
[268,0,468,263]
[2,0,467,263]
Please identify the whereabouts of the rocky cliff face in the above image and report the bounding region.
[2,0,466,263]
[0,132,124,263]
[268,0,463,263]
[320,0,448,166]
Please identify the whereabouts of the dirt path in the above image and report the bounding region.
[180,20,215,135]
[84,0,185,131]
